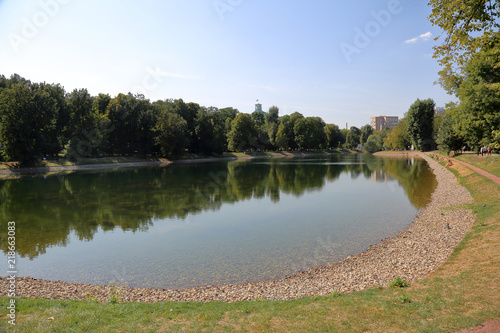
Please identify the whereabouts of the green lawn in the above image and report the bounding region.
[1,153,499,332]
[453,153,500,177]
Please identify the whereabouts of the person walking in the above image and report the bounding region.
[487,146,492,156]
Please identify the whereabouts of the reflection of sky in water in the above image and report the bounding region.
[2,156,435,289]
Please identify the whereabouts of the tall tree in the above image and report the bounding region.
[324,123,341,149]
[265,105,280,148]
[154,105,188,157]
[455,41,500,148]
[407,98,436,151]
[251,110,265,128]
[384,117,410,150]
[227,113,259,151]
[345,126,361,149]
[0,82,59,164]
[65,88,96,158]
[428,0,500,94]
[360,124,374,144]
[294,117,326,150]
[194,106,226,155]
[436,109,464,153]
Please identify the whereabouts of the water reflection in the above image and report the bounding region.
[0,155,436,261]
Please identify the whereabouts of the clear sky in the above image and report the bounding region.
[0,0,454,128]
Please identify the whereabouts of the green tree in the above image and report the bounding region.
[251,110,265,128]
[345,126,361,149]
[0,82,59,164]
[194,106,226,155]
[38,82,67,156]
[275,112,304,150]
[455,42,500,149]
[324,123,341,149]
[428,0,500,94]
[360,124,374,144]
[227,113,259,151]
[436,109,464,154]
[265,105,280,148]
[65,88,97,158]
[154,106,189,157]
[407,98,436,151]
[384,117,410,150]
[294,117,326,150]
[364,132,384,153]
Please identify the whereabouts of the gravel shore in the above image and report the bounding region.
[1,154,475,303]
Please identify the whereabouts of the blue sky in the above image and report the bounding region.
[0,0,453,128]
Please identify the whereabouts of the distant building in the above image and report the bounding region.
[254,101,265,114]
[435,107,445,116]
[370,116,399,131]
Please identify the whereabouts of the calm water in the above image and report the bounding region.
[0,154,436,289]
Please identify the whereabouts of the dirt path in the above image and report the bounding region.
[449,157,500,185]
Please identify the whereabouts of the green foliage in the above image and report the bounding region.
[154,107,189,157]
[360,124,374,144]
[193,106,226,155]
[0,73,349,161]
[264,105,280,148]
[384,117,410,150]
[390,277,409,288]
[275,112,304,150]
[492,129,500,150]
[324,123,341,149]
[364,132,385,153]
[251,110,265,128]
[227,113,259,151]
[455,42,500,148]
[429,2,500,151]
[407,98,436,151]
[293,117,326,150]
[436,108,465,153]
[399,294,411,304]
[429,0,500,94]
[0,80,61,164]
[345,126,361,148]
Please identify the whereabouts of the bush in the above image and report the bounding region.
[390,277,409,288]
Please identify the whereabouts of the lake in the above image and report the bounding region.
[0,154,436,289]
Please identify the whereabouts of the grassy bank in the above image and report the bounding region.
[1,154,499,332]
[452,153,500,177]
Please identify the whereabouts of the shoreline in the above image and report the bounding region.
[0,151,347,177]
[0,153,476,303]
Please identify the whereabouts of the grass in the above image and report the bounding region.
[453,153,500,177]
[1,153,499,332]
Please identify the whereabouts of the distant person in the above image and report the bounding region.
[462,146,466,154]
[487,146,492,156]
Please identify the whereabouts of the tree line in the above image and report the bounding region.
[0,74,385,165]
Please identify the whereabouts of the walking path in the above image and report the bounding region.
[449,157,500,185]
